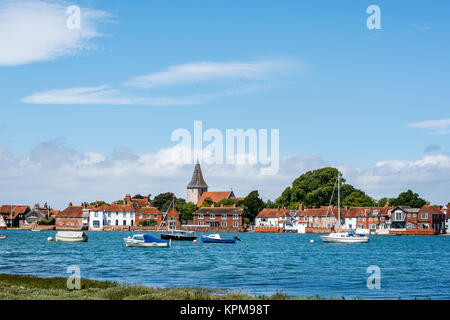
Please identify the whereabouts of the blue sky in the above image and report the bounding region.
[1,0,449,208]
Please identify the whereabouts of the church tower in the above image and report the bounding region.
[187,161,208,204]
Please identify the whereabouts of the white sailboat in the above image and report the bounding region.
[320,174,369,244]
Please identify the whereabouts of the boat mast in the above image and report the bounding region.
[337,174,341,232]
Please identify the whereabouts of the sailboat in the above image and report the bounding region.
[320,174,369,244]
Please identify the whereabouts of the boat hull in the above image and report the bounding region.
[55,235,88,242]
[201,236,236,244]
[161,233,197,241]
[320,234,369,243]
[123,238,171,248]
[0,236,6,240]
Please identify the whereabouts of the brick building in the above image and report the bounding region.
[193,205,243,232]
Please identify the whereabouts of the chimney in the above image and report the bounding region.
[385,201,389,207]
[34,203,39,208]
[44,202,48,209]
[233,203,236,208]
[95,200,98,208]
[68,202,72,207]
[299,203,303,211]
[211,203,214,208]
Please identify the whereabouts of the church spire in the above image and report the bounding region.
[187,161,208,189]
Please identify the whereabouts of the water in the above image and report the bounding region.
[1,230,449,299]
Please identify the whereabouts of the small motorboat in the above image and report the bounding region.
[0,236,6,240]
[161,230,197,241]
[201,234,241,244]
[124,234,171,248]
[55,231,88,242]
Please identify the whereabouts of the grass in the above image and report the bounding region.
[0,273,350,300]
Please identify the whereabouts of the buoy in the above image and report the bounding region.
[193,239,197,244]
[47,237,53,242]
[310,239,314,243]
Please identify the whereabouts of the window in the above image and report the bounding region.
[107,220,111,225]
[369,217,373,222]
[222,214,227,220]
[370,224,376,230]
[407,214,411,217]
[94,212,99,218]
[221,221,227,227]
[407,223,412,229]
[362,217,366,222]
[421,213,428,220]
[139,214,143,219]
[233,214,239,220]
[422,224,429,229]
[380,217,385,221]
[199,221,203,225]
[154,214,158,219]
[374,217,378,221]
[210,214,216,219]
[373,210,379,215]
[413,213,417,217]
[93,221,100,228]
[115,220,118,226]
[233,221,238,228]
[395,211,402,221]
[198,214,204,219]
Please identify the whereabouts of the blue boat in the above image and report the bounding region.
[201,234,240,243]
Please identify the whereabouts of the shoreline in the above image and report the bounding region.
[0,273,348,300]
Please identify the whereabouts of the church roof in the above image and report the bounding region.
[187,162,208,189]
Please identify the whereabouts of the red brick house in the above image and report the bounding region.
[296,206,343,233]
[135,206,161,226]
[193,205,243,232]
[55,203,88,230]
[123,194,151,208]
[0,205,30,227]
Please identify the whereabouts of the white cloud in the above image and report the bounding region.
[21,59,301,106]
[124,60,301,89]
[407,118,450,134]
[1,141,449,209]
[0,0,111,66]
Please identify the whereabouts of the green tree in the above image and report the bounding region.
[376,197,391,207]
[89,201,109,206]
[343,191,376,207]
[200,197,214,208]
[390,190,428,208]
[241,190,265,222]
[216,198,236,206]
[177,202,198,222]
[132,194,144,199]
[152,192,175,211]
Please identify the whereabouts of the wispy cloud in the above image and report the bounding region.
[411,23,430,31]
[407,118,450,134]
[0,0,112,66]
[21,59,302,106]
[124,60,300,89]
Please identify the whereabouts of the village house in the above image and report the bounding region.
[135,206,161,226]
[56,203,88,230]
[254,208,291,232]
[192,205,243,232]
[296,206,342,233]
[389,205,446,235]
[0,205,30,227]
[23,203,53,226]
[343,207,391,234]
[123,194,151,208]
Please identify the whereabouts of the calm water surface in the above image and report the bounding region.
[1,230,449,299]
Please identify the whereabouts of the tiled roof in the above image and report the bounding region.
[256,208,290,219]
[136,206,160,214]
[197,191,234,206]
[419,205,444,216]
[344,207,390,218]
[298,206,343,218]
[0,205,30,219]
[59,206,84,218]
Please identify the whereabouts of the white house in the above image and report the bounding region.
[88,204,136,230]
[255,208,291,229]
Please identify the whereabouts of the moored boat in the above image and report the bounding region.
[55,231,88,242]
[124,234,171,248]
[320,174,369,244]
[0,235,6,240]
[161,230,197,241]
[201,234,241,243]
